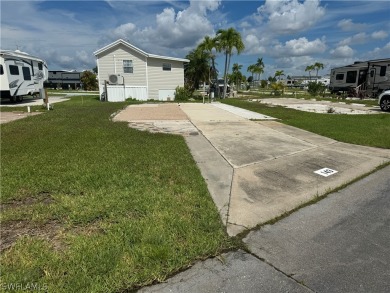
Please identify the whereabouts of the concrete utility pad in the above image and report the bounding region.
[139,250,310,293]
[254,97,382,114]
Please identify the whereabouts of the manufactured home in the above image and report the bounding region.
[0,50,48,102]
[94,39,189,101]
[329,58,390,97]
[44,70,83,90]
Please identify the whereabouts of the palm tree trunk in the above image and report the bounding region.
[223,51,229,98]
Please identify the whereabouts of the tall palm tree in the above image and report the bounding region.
[198,36,218,85]
[314,62,324,78]
[255,57,264,81]
[305,65,315,80]
[215,27,245,98]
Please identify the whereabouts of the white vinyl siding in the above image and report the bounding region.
[147,58,184,100]
[96,43,147,91]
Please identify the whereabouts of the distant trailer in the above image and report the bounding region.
[329,58,390,98]
[0,50,48,102]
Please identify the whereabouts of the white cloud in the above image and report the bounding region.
[112,23,136,39]
[244,34,267,55]
[338,33,368,46]
[272,37,327,57]
[337,19,366,31]
[371,30,388,40]
[330,45,354,58]
[106,0,220,53]
[257,0,325,34]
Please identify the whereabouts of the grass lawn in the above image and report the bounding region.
[0,96,235,292]
[222,98,390,149]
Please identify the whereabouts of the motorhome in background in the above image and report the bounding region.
[0,50,48,102]
[329,58,390,97]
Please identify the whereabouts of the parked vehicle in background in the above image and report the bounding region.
[378,89,390,112]
[0,50,48,102]
[329,58,390,98]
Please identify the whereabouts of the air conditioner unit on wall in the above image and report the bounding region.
[108,74,122,85]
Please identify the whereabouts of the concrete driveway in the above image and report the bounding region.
[114,102,390,236]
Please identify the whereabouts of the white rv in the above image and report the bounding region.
[0,50,48,102]
[329,58,390,97]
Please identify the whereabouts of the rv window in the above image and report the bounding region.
[336,73,344,80]
[346,71,357,83]
[9,65,19,75]
[22,67,32,80]
[123,60,133,73]
[0,65,3,75]
[162,63,171,71]
[38,63,43,70]
[380,66,386,77]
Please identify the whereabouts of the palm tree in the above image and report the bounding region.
[215,27,245,98]
[247,64,256,87]
[198,36,218,85]
[274,70,284,81]
[305,65,315,80]
[255,57,264,81]
[232,63,243,90]
[314,62,324,78]
[185,48,211,92]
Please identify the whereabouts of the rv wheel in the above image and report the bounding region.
[380,96,390,112]
[16,96,24,102]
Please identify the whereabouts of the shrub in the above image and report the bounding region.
[270,82,285,96]
[174,86,192,101]
[308,81,326,97]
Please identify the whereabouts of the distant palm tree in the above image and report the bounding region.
[247,64,256,83]
[274,70,284,81]
[314,62,324,78]
[232,63,243,90]
[215,27,245,98]
[305,65,315,80]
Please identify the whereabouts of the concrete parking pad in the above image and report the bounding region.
[113,102,390,237]
[0,112,42,124]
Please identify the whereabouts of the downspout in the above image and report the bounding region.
[113,54,116,74]
[145,55,149,100]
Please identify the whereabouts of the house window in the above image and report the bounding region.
[123,60,133,73]
[162,63,171,71]
[9,65,19,75]
[380,66,386,77]
[336,73,344,80]
[346,71,357,83]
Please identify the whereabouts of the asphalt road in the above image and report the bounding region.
[244,164,390,293]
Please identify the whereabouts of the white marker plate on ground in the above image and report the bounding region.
[314,168,338,177]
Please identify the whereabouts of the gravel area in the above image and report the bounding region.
[0,112,42,124]
[113,103,188,121]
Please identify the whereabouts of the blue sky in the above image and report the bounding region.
[1,0,389,79]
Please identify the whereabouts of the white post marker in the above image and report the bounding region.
[314,168,338,177]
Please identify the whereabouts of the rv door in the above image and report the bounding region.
[367,68,376,92]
